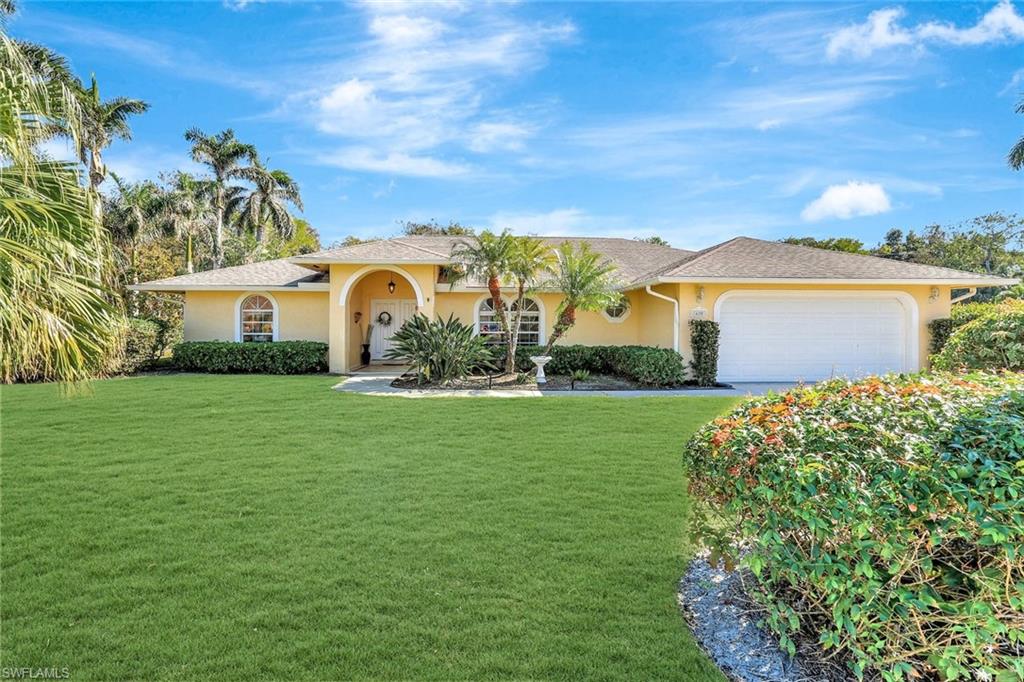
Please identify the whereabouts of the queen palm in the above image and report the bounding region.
[542,242,621,356]
[228,164,303,243]
[504,236,551,369]
[0,29,121,382]
[76,75,148,204]
[184,128,256,268]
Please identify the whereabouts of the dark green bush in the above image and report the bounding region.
[117,318,161,374]
[952,301,999,326]
[515,344,686,386]
[683,372,1024,680]
[172,341,328,374]
[927,317,954,354]
[384,314,495,384]
[688,319,719,387]
[932,301,1024,371]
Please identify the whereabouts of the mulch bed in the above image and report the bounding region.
[391,373,735,391]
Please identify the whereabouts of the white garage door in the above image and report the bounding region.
[716,294,912,382]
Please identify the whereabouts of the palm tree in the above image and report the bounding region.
[157,171,214,274]
[0,30,121,382]
[1009,98,1024,171]
[228,163,303,243]
[542,242,620,356]
[76,76,148,195]
[104,173,162,314]
[184,128,256,268]
[504,236,551,369]
[449,230,517,364]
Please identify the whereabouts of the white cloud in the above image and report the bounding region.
[467,121,533,153]
[1001,67,1024,96]
[827,1,1024,60]
[291,5,574,175]
[756,119,783,131]
[801,181,892,221]
[369,14,447,45]
[36,137,79,163]
[489,208,591,235]
[317,147,470,178]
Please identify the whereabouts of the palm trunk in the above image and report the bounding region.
[506,282,526,371]
[213,185,224,269]
[543,305,575,356]
[186,234,194,274]
[487,275,511,372]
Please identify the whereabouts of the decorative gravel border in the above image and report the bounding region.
[679,553,827,682]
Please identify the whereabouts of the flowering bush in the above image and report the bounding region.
[683,372,1024,681]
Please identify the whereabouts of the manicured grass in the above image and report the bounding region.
[1,375,736,680]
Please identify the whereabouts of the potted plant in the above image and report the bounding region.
[360,322,374,366]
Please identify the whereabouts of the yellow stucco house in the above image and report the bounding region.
[132,235,1015,382]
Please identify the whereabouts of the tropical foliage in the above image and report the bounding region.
[0,19,122,382]
[1009,96,1023,171]
[384,313,495,385]
[449,229,548,371]
[542,242,621,355]
[932,300,1024,371]
[684,372,1024,681]
[688,319,719,387]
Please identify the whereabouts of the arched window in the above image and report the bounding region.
[476,297,542,345]
[239,295,275,343]
[602,299,631,323]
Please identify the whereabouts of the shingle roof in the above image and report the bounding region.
[132,235,1016,291]
[293,235,696,286]
[131,258,328,290]
[652,237,1016,283]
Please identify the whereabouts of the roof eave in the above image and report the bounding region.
[647,276,1020,286]
[128,283,331,292]
[288,256,450,266]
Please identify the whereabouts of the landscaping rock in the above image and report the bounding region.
[679,553,810,682]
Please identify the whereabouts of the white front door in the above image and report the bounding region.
[370,299,417,360]
[716,293,914,382]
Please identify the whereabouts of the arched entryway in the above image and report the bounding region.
[340,266,425,368]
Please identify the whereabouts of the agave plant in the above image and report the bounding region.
[384,314,495,385]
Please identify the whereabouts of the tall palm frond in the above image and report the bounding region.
[449,230,518,357]
[1010,99,1024,170]
[542,242,620,355]
[1,33,121,383]
[184,127,257,267]
[231,163,303,242]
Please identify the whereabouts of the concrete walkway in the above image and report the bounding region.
[334,369,795,398]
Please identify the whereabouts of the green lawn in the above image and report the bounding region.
[1,375,736,680]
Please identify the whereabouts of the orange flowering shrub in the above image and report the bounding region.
[683,372,1024,681]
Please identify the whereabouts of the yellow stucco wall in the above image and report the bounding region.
[181,275,953,374]
[183,290,329,342]
[329,263,437,373]
[674,282,952,369]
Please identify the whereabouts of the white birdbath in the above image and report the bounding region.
[529,355,552,384]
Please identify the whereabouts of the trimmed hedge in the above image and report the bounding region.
[515,344,687,386]
[684,372,1024,680]
[927,317,954,355]
[172,341,328,374]
[688,319,719,387]
[932,301,1024,371]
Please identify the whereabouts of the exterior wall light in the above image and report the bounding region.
[387,277,396,294]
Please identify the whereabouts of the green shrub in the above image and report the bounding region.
[688,319,719,387]
[117,318,162,374]
[683,372,1024,680]
[927,317,954,354]
[172,341,328,374]
[932,301,1024,371]
[515,344,686,386]
[952,301,999,327]
[384,314,495,384]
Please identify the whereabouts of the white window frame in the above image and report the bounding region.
[472,294,546,346]
[234,291,280,343]
[601,299,631,323]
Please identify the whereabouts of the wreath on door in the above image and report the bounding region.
[376,311,393,327]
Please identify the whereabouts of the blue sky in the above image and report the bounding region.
[18,0,1024,249]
